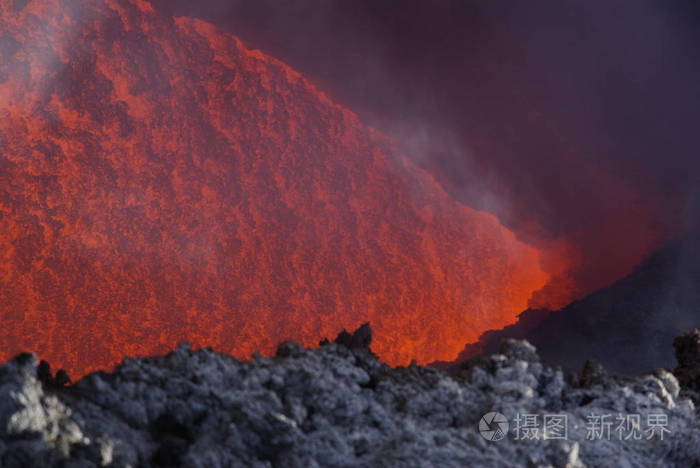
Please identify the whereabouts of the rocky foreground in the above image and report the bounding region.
[2,326,700,467]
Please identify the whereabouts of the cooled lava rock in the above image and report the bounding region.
[1,326,700,467]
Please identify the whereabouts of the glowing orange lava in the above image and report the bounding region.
[0,0,551,376]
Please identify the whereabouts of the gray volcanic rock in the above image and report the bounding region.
[0,326,699,467]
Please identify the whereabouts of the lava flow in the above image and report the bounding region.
[0,0,552,376]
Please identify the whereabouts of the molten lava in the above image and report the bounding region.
[0,0,551,375]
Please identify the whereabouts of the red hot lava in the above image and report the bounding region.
[0,0,559,376]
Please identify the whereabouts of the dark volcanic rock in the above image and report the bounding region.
[579,360,611,389]
[37,361,72,389]
[674,328,700,404]
[458,234,700,375]
[332,322,373,351]
[1,327,700,467]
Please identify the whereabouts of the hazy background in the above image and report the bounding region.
[150,0,700,307]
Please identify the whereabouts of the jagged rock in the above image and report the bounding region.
[0,327,700,467]
[275,341,304,358]
[674,328,700,404]
[0,354,89,467]
[579,360,611,389]
[499,338,539,364]
[333,322,373,351]
[37,361,72,389]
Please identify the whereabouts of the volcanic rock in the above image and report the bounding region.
[674,328,700,404]
[332,322,373,351]
[1,327,700,467]
[459,234,700,375]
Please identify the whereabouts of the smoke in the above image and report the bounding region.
[0,1,102,102]
[149,0,700,306]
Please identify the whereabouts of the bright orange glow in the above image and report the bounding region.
[0,0,553,376]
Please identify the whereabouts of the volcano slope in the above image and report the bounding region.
[458,232,700,375]
[1,325,700,467]
[0,0,551,376]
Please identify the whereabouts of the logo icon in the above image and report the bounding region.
[479,412,509,441]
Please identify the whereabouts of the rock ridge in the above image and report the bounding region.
[1,325,699,467]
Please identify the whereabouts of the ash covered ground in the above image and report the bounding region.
[2,325,700,467]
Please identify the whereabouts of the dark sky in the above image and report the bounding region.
[151,0,700,302]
